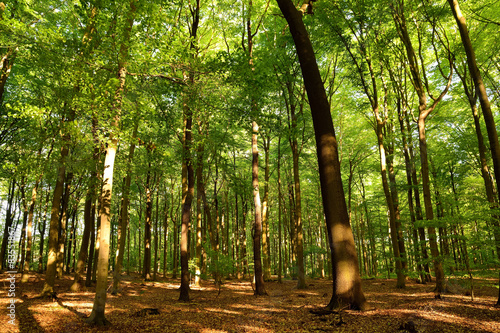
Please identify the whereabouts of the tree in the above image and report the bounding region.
[276,0,366,310]
[86,0,136,325]
[391,0,452,294]
[447,0,500,305]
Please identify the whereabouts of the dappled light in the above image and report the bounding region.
[1,273,498,332]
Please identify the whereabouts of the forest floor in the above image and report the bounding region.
[0,272,499,333]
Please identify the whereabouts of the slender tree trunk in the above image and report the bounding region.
[21,176,41,281]
[290,102,306,289]
[262,134,271,281]
[143,162,153,281]
[163,190,168,278]
[41,131,70,296]
[57,172,73,278]
[195,131,205,286]
[277,132,283,283]
[71,192,93,291]
[252,121,267,295]
[276,0,366,310]
[38,189,49,273]
[0,178,15,270]
[111,121,138,294]
[154,186,159,281]
[18,179,28,273]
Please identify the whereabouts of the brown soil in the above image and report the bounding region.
[1,272,498,332]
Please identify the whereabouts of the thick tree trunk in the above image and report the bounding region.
[276,0,366,310]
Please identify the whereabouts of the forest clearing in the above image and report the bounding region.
[1,273,499,333]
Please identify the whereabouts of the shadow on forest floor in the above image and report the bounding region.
[0,272,498,332]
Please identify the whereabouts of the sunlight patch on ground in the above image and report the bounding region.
[237,325,273,333]
[199,329,228,333]
[231,303,288,313]
[205,307,242,315]
[373,307,500,332]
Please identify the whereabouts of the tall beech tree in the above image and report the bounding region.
[179,0,200,302]
[391,0,453,294]
[86,0,136,325]
[112,121,139,294]
[276,0,366,310]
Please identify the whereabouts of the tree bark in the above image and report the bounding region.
[41,134,70,297]
[276,0,366,310]
[252,121,267,295]
[447,0,500,304]
[70,191,92,291]
[111,121,138,294]
[86,0,135,324]
[0,177,15,270]
[143,161,153,281]
[392,2,450,294]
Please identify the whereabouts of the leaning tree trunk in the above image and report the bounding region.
[447,0,500,305]
[276,0,366,310]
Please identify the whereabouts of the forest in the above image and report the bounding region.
[0,0,499,332]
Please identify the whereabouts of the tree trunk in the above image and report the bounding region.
[41,139,70,296]
[262,134,271,281]
[38,189,49,273]
[392,2,451,294]
[276,0,366,310]
[87,0,135,324]
[289,98,306,289]
[57,172,73,278]
[111,121,138,294]
[86,136,117,326]
[71,191,93,291]
[0,178,15,270]
[143,162,153,281]
[448,1,500,302]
